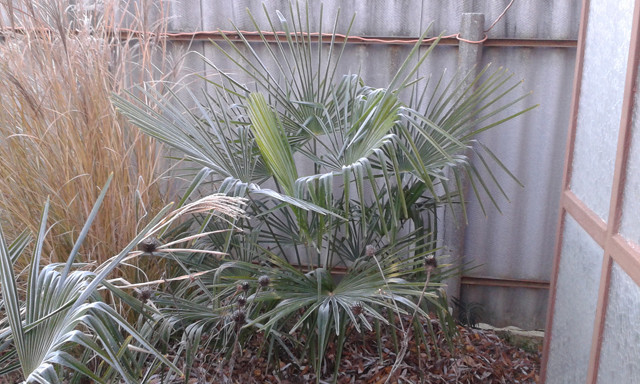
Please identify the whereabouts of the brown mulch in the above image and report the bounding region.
[0,320,540,383]
[177,319,540,384]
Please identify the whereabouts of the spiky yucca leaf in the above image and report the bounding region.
[0,177,245,382]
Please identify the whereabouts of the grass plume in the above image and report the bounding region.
[0,0,181,271]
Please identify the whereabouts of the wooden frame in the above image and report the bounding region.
[542,0,640,382]
[540,0,592,376]
[586,0,640,379]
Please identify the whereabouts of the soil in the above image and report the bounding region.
[0,320,540,383]
[170,319,540,384]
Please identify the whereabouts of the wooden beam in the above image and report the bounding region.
[461,275,550,290]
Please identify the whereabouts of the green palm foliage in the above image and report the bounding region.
[151,231,457,381]
[241,238,447,375]
[0,176,182,383]
[113,2,535,381]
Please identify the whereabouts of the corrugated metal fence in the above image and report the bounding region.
[132,0,581,330]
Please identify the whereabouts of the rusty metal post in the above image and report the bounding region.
[442,12,485,302]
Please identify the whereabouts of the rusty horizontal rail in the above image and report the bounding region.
[484,38,577,48]
[0,26,578,49]
[159,32,577,48]
[461,275,550,290]
[258,264,551,290]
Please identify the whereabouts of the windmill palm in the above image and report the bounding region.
[113,2,535,380]
[114,4,533,256]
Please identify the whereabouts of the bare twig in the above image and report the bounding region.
[385,254,438,383]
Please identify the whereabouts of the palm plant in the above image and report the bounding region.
[113,2,535,380]
[0,175,245,383]
[114,8,533,254]
[150,231,456,380]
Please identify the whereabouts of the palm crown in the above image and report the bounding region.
[113,3,535,380]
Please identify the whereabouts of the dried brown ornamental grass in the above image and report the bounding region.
[0,0,183,270]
